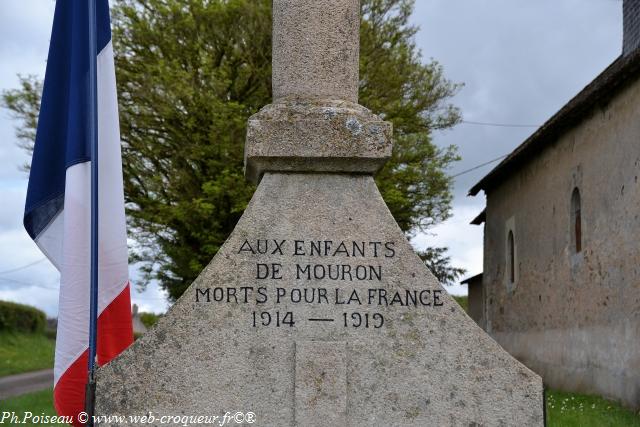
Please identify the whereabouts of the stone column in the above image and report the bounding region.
[244,0,392,183]
[272,0,360,103]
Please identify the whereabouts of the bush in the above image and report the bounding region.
[139,312,161,329]
[0,300,46,334]
[43,328,57,340]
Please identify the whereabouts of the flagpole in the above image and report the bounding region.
[85,0,99,425]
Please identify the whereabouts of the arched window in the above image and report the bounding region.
[507,230,515,284]
[571,188,582,253]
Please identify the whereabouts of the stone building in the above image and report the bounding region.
[468,0,640,408]
[460,272,483,326]
[131,304,147,335]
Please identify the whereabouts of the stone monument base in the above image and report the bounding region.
[97,173,543,426]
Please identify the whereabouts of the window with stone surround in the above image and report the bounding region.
[504,216,517,292]
[507,230,515,284]
[571,187,582,253]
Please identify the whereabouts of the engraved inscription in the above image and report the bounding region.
[195,238,443,328]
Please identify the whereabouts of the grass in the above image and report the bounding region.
[0,388,68,426]
[452,295,468,312]
[0,332,55,377]
[546,389,640,426]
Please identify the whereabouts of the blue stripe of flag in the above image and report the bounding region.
[24,0,112,240]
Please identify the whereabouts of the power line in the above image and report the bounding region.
[449,119,540,179]
[0,277,58,290]
[461,120,540,128]
[0,258,47,275]
[451,154,509,178]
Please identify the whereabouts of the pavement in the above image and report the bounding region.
[0,369,54,400]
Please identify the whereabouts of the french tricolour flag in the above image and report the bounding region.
[23,0,133,422]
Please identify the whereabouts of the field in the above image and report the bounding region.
[0,332,55,377]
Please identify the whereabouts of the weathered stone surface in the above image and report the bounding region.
[97,173,544,426]
[272,0,359,102]
[245,101,392,182]
[294,341,347,426]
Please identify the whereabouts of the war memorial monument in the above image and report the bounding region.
[96,0,544,425]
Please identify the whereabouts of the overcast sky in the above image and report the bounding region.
[0,0,623,316]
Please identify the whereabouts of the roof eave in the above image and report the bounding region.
[468,50,640,197]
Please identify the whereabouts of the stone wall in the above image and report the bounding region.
[482,75,640,409]
[466,276,485,328]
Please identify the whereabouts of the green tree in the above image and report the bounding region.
[418,247,466,286]
[139,312,161,329]
[2,0,464,301]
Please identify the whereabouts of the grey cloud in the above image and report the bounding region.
[413,0,620,202]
